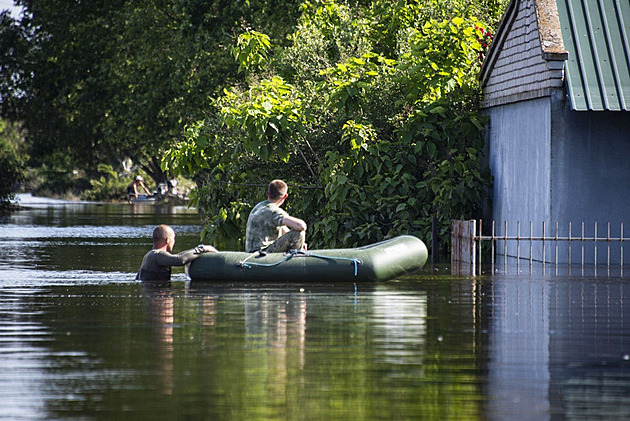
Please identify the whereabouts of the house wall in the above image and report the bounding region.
[487,97,552,235]
[550,93,630,263]
[480,0,630,264]
[486,91,630,264]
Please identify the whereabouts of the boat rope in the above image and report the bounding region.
[238,250,362,276]
[301,252,362,276]
[238,250,298,269]
[238,250,265,267]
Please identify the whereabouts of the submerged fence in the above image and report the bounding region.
[452,220,630,276]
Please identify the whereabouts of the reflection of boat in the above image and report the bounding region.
[187,235,428,282]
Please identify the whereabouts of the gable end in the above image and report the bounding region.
[480,0,568,109]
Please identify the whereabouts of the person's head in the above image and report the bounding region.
[267,179,288,203]
[153,224,175,252]
[135,175,143,183]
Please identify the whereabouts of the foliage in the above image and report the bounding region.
[220,77,306,164]
[81,164,133,202]
[0,119,27,210]
[0,0,303,191]
[30,151,90,199]
[0,11,29,121]
[234,31,272,74]
[0,0,507,252]
[164,0,503,252]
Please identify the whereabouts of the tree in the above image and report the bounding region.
[163,0,506,251]
[0,11,28,121]
[0,119,27,210]
[0,0,302,189]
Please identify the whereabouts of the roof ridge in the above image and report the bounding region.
[534,0,568,60]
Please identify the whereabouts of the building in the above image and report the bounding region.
[480,0,630,263]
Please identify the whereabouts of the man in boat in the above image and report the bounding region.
[127,175,152,202]
[245,179,307,253]
[136,224,218,281]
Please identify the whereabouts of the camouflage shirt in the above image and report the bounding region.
[245,200,289,252]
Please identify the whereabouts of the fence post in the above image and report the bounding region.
[451,220,476,275]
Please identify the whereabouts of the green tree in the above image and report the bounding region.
[0,11,28,121]
[0,119,27,210]
[164,0,505,252]
[0,0,302,191]
[82,164,133,202]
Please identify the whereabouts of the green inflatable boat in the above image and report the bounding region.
[186,235,428,282]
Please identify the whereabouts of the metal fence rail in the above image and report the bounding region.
[452,220,630,276]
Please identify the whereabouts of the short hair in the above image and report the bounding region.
[153,224,174,243]
[267,179,287,201]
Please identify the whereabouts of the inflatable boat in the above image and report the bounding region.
[186,235,428,282]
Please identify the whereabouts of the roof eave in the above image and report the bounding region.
[542,51,569,61]
[479,0,519,86]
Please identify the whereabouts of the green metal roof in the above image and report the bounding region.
[556,0,630,111]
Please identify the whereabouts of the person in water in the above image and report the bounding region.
[127,175,151,202]
[245,179,307,253]
[136,224,218,281]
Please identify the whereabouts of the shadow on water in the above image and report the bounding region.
[1,197,630,419]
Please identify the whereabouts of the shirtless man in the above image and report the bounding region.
[127,176,151,202]
[136,224,217,281]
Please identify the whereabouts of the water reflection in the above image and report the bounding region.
[2,198,630,419]
[484,278,551,420]
[483,275,630,420]
[370,287,426,365]
[141,281,175,395]
[549,279,630,419]
[243,288,307,370]
[0,288,52,420]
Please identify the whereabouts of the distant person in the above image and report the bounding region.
[136,224,218,281]
[127,176,151,202]
[245,179,307,253]
[167,178,179,196]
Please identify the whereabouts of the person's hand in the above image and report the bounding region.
[301,243,308,252]
[204,245,218,253]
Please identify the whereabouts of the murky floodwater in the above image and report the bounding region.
[1,195,630,420]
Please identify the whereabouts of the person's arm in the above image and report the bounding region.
[153,249,197,266]
[282,215,307,231]
[156,245,218,265]
[141,182,151,195]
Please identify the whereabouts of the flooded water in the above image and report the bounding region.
[1,195,630,420]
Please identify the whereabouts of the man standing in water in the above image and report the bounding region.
[245,179,307,253]
[127,175,152,202]
[136,224,217,281]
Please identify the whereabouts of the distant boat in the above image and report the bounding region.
[129,194,188,205]
[129,195,158,203]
